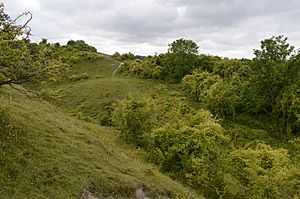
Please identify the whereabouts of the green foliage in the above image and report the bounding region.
[112,95,231,198]
[182,71,220,102]
[254,35,294,62]
[0,4,66,87]
[211,59,250,80]
[96,106,114,126]
[117,39,200,82]
[110,81,300,198]
[241,35,300,135]
[183,71,240,118]
[112,96,155,146]
[68,72,90,81]
[39,88,65,104]
[181,36,299,135]
[168,38,199,55]
[66,40,97,52]
[276,81,300,134]
[1,87,201,199]
[120,52,136,60]
[225,123,274,148]
[246,35,294,113]
[203,79,241,118]
[149,110,230,198]
[118,58,163,79]
[56,46,99,65]
[229,144,300,198]
[163,38,199,82]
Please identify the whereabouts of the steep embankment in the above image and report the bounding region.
[0,85,202,199]
[0,55,200,198]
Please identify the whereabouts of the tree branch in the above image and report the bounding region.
[8,83,38,99]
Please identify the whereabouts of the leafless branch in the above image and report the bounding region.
[11,11,33,40]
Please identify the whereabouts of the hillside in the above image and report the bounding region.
[42,55,165,124]
[1,3,299,198]
[32,53,300,199]
[0,68,202,198]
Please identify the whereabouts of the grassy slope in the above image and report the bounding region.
[0,55,203,199]
[0,87,201,199]
[47,56,164,121]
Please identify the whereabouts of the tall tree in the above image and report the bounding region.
[163,38,199,82]
[247,35,294,114]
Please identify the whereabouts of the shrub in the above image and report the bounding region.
[111,96,155,146]
[276,81,300,135]
[68,72,90,81]
[182,71,220,102]
[201,79,239,118]
[182,71,240,118]
[39,88,65,104]
[149,110,230,198]
[228,144,300,198]
[97,109,112,126]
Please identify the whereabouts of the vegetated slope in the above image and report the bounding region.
[44,55,164,124]
[0,86,202,199]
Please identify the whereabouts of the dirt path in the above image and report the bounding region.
[112,62,124,76]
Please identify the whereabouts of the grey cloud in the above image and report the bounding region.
[2,0,300,58]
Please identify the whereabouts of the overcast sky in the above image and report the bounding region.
[2,0,300,58]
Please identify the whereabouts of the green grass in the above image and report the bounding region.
[59,77,160,117]
[0,86,203,199]
[41,55,167,123]
[0,54,203,198]
[70,55,121,78]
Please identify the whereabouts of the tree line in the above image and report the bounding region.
[116,37,300,136]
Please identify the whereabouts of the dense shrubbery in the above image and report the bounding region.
[118,59,163,79]
[149,110,230,197]
[112,96,156,145]
[66,40,97,52]
[117,36,300,136]
[116,39,199,82]
[112,94,300,198]
[112,95,228,197]
[0,5,66,87]
[111,37,300,197]
[229,144,300,198]
[182,70,241,118]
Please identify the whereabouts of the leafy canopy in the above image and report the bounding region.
[0,3,64,87]
[168,38,199,55]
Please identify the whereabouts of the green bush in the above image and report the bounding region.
[182,71,220,102]
[112,95,232,198]
[112,96,156,146]
[66,40,97,52]
[111,95,192,145]
[96,104,116,126]
[149,110,230,198]
[201,79,239,118]
[276,81,300,135]
[68,72,90,81]
[182,71,240,118]
[228,144,300,198]
[39,88,65,104]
